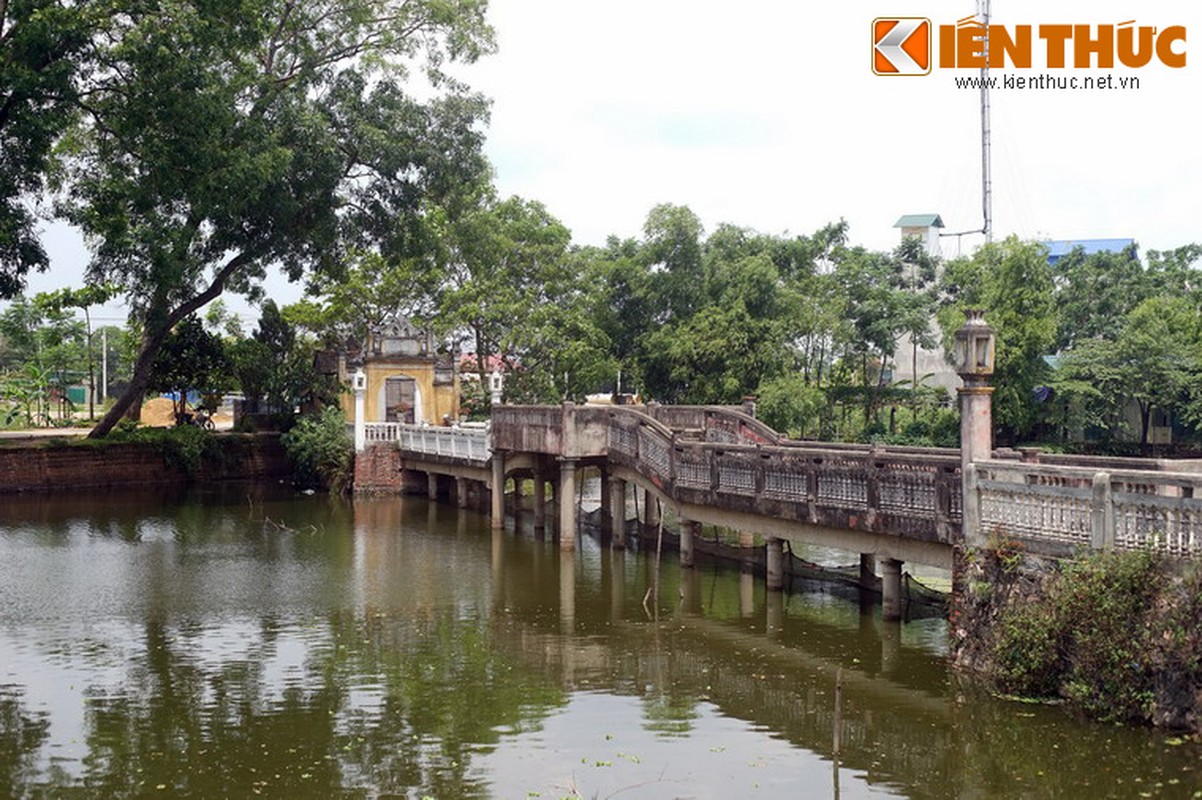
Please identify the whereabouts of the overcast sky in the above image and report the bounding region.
[27,0,1202,323]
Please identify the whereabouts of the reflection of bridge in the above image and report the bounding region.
[358,402,1202,619]
[481,533,955,797]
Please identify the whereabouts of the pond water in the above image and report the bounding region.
[0,484,1198,799]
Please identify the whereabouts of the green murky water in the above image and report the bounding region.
[1,484,1198,799]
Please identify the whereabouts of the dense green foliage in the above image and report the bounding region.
[989,549,1202,724]
[282,406,354,492]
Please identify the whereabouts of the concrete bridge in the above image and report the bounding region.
[355,399,1202,619]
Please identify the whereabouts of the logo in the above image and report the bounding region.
[872,16,1186,74]
[873,17,932,75]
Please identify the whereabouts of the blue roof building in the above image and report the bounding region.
[1044,238,1135,266]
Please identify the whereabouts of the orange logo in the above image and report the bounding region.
[873,18,932,75]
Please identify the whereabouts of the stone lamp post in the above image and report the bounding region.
[353,368,367,453]
[489,370,504,406]
[954,309,996,471]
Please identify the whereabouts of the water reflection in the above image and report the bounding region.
[0,485,1198,798]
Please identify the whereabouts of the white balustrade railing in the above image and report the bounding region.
[967,460,1202,557]
[360,422,492,463]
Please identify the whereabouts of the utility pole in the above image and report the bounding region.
[979,0,993,243]
[102,326,108,403]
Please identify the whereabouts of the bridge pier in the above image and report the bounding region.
[881,558,904,621]
[427,472,438,501]
[490,451,505,530]
[680,520,698,568]
[599,468,611,534]
[766,537,784,591]
[455,477,468,509]
[608,477,627,549]
[859,554,876,590]
[643,489,660,536]
[533,468,547,533]
[558,458,577,550]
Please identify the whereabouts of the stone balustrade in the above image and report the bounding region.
[375,404,1202,560]
[364,422,492,465]
[966,460,1202,557]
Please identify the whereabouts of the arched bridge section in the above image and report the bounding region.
[489,403,962,570]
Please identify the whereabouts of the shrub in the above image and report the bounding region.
[281,406,353,492]
[988,548,1165,722]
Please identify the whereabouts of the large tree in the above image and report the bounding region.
[61,0,493,437]
[0,0,98,296]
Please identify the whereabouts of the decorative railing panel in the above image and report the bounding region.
[396,424,492,464]
[970,462,1202,557]
[717,461,755,496]
[364,422,402,445]
[637,428,672,480]
[762,469,808,502]
[816,466,869,510]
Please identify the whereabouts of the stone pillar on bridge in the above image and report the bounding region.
[609,476,627,549]
[455,477,468,509]
[490,451,506,530]
[881,557,904,621]
[558,458,578,551]
[426,472,438,501]
[766,537,784,591]
[955,309,996,548]
[955,309,996,473]
[533,468,547,533]
[680,520,698,568]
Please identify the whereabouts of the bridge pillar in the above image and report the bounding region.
[599,468,611,532]
[490,451,506,530]
[558,458,577,551]
[859,554,876,589]
[643,489,660,536]
[609,477,627,549]
[533,469,547,533]
[766,537,784,591]
[455,477,469,509]
[426,472,438,501]
[680,520,698,568]
[881,558,904,621]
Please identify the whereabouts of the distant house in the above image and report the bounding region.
[327,315,460,426]
[893,213,944,258]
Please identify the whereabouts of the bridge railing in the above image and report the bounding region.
[398,424,491,464]
[362,421,492,464]
[363,422,403,445]
[606,410,961,542]
[966,460,1202,557]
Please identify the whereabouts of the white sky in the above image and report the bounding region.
[23,0,1202,324]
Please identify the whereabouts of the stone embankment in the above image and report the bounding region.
[0,433,290,493]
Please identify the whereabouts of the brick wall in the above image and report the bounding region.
[353,444,404,493]
[0,434,290,494]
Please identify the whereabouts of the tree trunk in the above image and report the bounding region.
[87,323,171,437]
[87,252,253,438]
